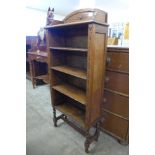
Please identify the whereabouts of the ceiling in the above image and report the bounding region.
[26,0,129,22]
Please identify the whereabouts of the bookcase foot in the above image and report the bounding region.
[53,107,57,127]
[84,122,100,153]
[85,131,90,153]
[117,139,129,145]
[94,122,100,142]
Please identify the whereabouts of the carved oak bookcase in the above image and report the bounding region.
[45,9,108,153]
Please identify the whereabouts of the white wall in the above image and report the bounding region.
[76,0,129,24]
[25,7,65,36]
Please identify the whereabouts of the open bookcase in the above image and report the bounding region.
[45,8,108,153]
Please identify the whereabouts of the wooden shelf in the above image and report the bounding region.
[45,20,108,29]
[51,65,87,80]
[56,103,85,127]
[34,74,49,84]
[50,47,88,52]
[34,74,48,79]
[52,84,86,105]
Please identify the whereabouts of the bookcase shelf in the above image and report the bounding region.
[46,8,108,153]
[45,20,108,29]
[55,103,85,127]
[50,47,88,52]
[52,83,86,105]
[51,65,87,80]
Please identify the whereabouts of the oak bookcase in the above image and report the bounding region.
[45,9,108,153]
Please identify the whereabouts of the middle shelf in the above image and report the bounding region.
[50,47,88,52]
[51,65,87,80]
[52,83,86,105]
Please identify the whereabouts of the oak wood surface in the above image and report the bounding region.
[28,51,49,88]
[52,83,86,105]
[86,23,108,127]
[45,20,108,29]
[101,111,128,140]
[63,8,107,24]
[102,90,129,119]
[46,8,109,152]
[104,71,129,95]
[55,103,85,127]
[50,47,88,52]
[34,75,49,84]
[27,51,48,57]
[51,65,87,80]
[106,51,129,73]
[101,47,129,142]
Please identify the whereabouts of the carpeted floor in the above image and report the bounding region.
[26,79,129,155]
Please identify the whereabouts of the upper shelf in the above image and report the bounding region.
[45,20,108,29]
[51,65,87,80]
[50,47,88,52]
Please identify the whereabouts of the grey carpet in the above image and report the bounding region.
[26,79,129,155]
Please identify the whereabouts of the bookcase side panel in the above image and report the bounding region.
[86,24,108,127]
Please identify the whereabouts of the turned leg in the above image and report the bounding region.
[94,122,100,141]
[117,139,129,145]
[84,130,90,153]
[64,115,67,119]
[29,60,35,88]
[33,78,37,89]
[84,121,101,153]
[53,107,57,127]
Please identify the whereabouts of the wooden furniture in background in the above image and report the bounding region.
[26,36,37,79]
[101,46,129,144]
[28,51,49,88]
[27,28,49,88]
[45,8,108,153]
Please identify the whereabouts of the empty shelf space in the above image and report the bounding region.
[50,47,88,52]
[51,65,87,80]
[52,84,86,105]
[55,103,85,127]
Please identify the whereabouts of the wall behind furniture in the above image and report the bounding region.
[26,7,65,36]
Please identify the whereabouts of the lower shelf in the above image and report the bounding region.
[55,103,85,127]
[52,84,86,105]
[34,74,49,83]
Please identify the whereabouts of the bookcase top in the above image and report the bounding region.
[45,8,108,29]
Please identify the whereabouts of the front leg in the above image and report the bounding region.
[53,107,57,127]
[84,122,101,153]
[84,130,91,153]
[94,122,100,141]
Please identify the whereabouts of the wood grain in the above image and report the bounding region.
[52,84,86,105]
[101,47,129,142]
[51,65,87,80]
[101,111,128,140]
[104,71,129,95]
[56,103,85,127]
[86,23,108,127]
[50,47,88,52]
[102,90,129,119]
[45,20,108,29]
[106,51,129,73]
